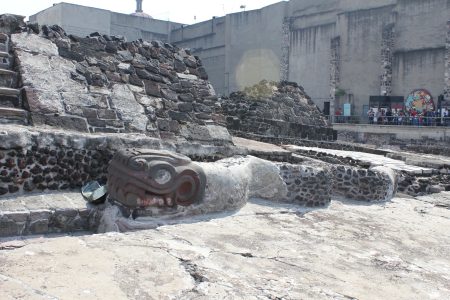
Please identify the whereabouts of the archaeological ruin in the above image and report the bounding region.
[0,7,449,299]
[0,10,447,234]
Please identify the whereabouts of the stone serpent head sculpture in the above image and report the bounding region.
[107,149,206,209]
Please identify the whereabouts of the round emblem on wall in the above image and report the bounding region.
[405,89,435,113]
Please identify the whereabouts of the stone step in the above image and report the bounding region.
[0,33,8,43]
[0,87,21,107]
[0,51,12,69]
[0,68,16,75]
[0,87,20,96]
[0,68,17,88]
[0,107,29,125]
[0,43,8,53]
[0,192,96,237]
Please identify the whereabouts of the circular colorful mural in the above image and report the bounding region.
[405,89,435,113]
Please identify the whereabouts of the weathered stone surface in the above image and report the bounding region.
[10,26,231,142]
[285,145,433,175]
[12,32,58,56]
[0,192,94,237]
[180,124,233,143]
[109,84,147,132]
[1,194,449,299]
[31,114,89,132]
[18,51,93,114]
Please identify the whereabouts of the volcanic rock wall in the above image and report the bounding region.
[218,81,334,141]
[11,25,230,143]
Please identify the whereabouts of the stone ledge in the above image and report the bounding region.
[0,191,97,237]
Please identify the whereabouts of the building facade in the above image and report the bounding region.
[31,0,450,116]
[29,2,182,43]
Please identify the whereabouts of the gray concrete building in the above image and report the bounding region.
[30,0,450,116]
[29,2,182,43]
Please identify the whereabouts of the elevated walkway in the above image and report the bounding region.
[333,123,450,141]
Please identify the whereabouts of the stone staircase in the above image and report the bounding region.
[0,32,29,125]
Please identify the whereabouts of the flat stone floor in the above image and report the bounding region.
[285,145,438,174]
[232,136,291,157]
[1,193,449,299]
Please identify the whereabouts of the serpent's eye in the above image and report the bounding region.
[154,168,172,185]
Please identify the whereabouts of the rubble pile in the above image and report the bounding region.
[218,80,334,141]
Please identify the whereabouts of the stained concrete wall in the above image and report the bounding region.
[172,3,287,96]
[30,3,111,36]
[29,2,182,42]
[337,5,396,114]
[225,3,287,93]
[391,0,449,102]
[29,4,63,28]
[289,23,336,110]
[286,0,448,114]
[110,12,181,42]
[393,49,445,100]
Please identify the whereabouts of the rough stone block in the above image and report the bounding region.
[0,216,26,236]
[82,108,98,118]
[168,110,191,122]
[87,118,106,127]
[161,88,178,101]
[97,109,117,120]
[179,93,194,102]
[143,80,161,97]
[31,114,89,132]
[178,102,193,112]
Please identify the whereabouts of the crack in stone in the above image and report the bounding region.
[179,258,209,284]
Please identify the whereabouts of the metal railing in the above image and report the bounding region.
[329,115,450,127]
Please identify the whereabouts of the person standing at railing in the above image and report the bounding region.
[386,108,392,125]
[444,109,449,126]
[410,108,417,126]
[376,110,382,124]
[430,110,436,126]
[335,108,342,123]
[398,111,404,125]
[368,109,374,124]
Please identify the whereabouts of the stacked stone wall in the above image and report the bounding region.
[277,161,396,204]
[218,81,334,141]
[0,192,94,236]
[0,147,113,196]
[445,20,450,99]
[332,165,396,201]
[280,18,291,82]
[11,25,228,142]
[380,23,395,96]
[277,163,332,207]
[330,36,341,113]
